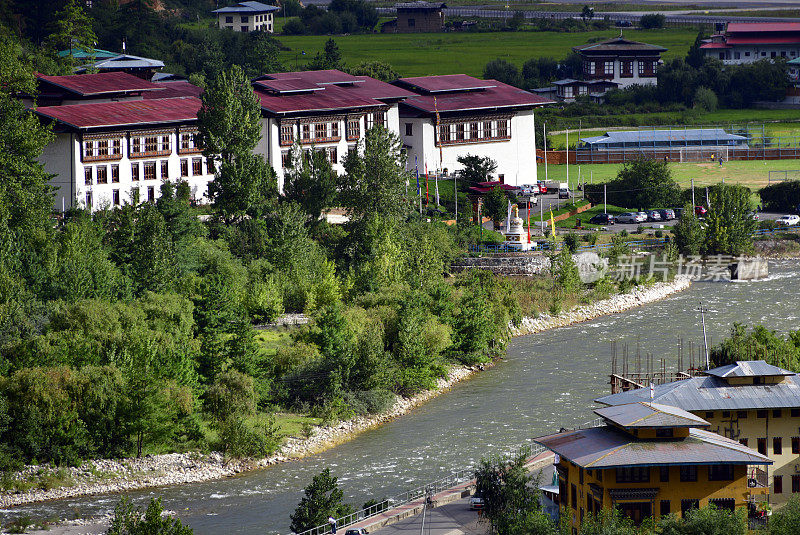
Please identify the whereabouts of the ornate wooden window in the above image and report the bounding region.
[111,164,119,183]
[180,159,189,177]
[300,124,311,142]
[346,117,360,141]
[314,123,327,141]
[81,135,123,163]
[331,121,339,139]
[130,130,172,159]
[177,128,201,155]
[469,122,479,141]
[497,119,509,138]
[131,162,140,181]
[161,160,169,179]
[603,61,614,75]
[112,189,120,206]
[192,158,203,176]
[621,60,633,77]
[455,123,465,141]
[84,167,93,185]
[280,124,294,146]
[97,165,108,184]
[327,146,338,164]
[438,124,450,144]
[143,161,156,181]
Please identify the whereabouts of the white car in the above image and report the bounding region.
[519,184,540,196]
[469,494,484,510]
[776,215,800,226]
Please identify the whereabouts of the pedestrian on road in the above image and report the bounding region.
[329,516,337,534]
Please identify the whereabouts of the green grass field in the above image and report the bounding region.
[276,28,695,77]
[540,159,800,190]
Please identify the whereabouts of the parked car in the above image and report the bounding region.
[470,494,484,511]
[345,529,367,535]
[658,209,676,221]
[674,207,685,219]
[750,211,760,221]
[519,184,540,196]
[646,210,662,222]
[537,182,548,194]
[558,187,570,199]
[633,212,647,223]
[589,213,615,225]
[616,212,640,224]
[777,214,800,226]
[694,206,708,216]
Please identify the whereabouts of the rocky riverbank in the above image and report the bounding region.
[1,277,692,516]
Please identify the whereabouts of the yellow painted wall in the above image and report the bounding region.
[699,408,800,506]
[558,459,763,533]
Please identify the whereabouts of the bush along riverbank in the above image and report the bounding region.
[0,267,692,509]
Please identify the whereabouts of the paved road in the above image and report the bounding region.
[369,497,488,535]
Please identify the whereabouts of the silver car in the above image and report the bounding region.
[616,212,639,224]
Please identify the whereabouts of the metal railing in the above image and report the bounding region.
[294,443,545,535]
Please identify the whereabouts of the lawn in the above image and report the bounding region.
[555,203,628,228]
[539,159,800,190]
[275,28,695,77]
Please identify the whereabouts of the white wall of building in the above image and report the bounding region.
[217,12,274,33]
[705,45,800,65]
[400,110,538,187]
[44,131,214,212]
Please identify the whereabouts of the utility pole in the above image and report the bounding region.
[698,302,710,370]
[691,178,695,208]
[543,122,548,184]
[604,183,607,214]
[566,129,569,190]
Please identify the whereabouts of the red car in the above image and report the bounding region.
[694,206,707,216]
[537,183,548,194]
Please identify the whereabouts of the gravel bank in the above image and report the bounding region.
[2,277,692,518]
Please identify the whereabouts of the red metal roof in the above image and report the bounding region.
[396,74,497,93]
[725,35,800,45]
[699,42,731,49]
[143,81,203,99]
[34,97,201,130]
[726,22,800,33]
[252,70,414,115]
[397,77,552,115]
[37,71,164,96]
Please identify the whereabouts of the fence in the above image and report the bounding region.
[768,170,800,185]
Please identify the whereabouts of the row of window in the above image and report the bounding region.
[707,408,800,419]
[82,130,201,163]
[281,147,340,168]
[773,474,800,494]
[279,113,387,147]
[614,465,733,484]
[224,14,271,24]
[83,158,210,185]
[718,49,799,61]
[584,60,657,77]
[740,436,800,456]
[437,119,510,145]
[85,186,158,209]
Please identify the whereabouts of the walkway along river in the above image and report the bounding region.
[6,261,800,534]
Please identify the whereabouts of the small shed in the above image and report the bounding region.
[386,2,446,33]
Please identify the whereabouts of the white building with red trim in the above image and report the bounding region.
[701,22,800,65]
[392,74,552,186]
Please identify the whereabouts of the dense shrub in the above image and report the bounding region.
[760,180,800,212]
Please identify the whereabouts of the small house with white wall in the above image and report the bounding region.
[701,22,800,65]
[392,74,552,187]
[213,1,279,33]
[251,69,414,192]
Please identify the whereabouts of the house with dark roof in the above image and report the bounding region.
[35,96,213,211]
[535,401,771,531]
[701,22,800,65]
[251,69,415,190]
[596,360,800,507]
[26,72,166,107]
[546,37,666,102]
[74,53,165,80]
[381,2,446,33]
[213,1,279,33]
[391,74,552,186]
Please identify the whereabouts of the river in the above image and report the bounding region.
[5,260,800,534]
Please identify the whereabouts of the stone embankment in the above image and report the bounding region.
[1,276,691,513]
[511,276,692,336]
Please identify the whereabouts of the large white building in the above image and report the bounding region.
[701,22,800,65]
[391,74,552,187]
[250,70,414,191]
[35,94,214,212]
[213,1,279,33]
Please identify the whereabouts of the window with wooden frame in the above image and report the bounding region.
[131,162,140,181]
[147,186,155,203]
[300,124,311,142]
[603,61,614,75]
[192,158,203,176]
[585,61,595,75]
[455,123,465,141]
[280,124,294,146]
[111,164,119,183]
[438,124,450,144]
[497,119,509,138]
[161,160,169,180]
[82,136,123,162]
[180,159,189,177]
[469,122,479,141]
[130,131,172,158]
[84,167,93,185]
[621,61,633,77]
[314,123,327,141]
[144,161,156,181]
[281,151,291,168]
[346,118,360,141]
[331,121,339,139]
[112,189,120,206]
[679,466,697,482]
[97,165,108,185]
[616,467,650,483]
[327,146,338,165]
[792,436,799,454]
[483,120,494,139]
[775,475,784,494]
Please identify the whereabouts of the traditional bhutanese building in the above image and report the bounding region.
[251,69,415,191]
[392,74,552,187]
[596,361,800,507]
[213,1,279,33]
[534,402,771,532]
[701,22,800,65]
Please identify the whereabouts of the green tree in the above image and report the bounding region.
[686,31,708,69]
[576,508,639,535]
[483,58,521,87]
[581,5,595,22]
[241,31,283,78]
[197,65,276,221]
[550,245,581,292]
[702,183,756,256]
[508,11,525,31]
[672,204,705,256]
[290,469,354,533]
[770,496,800,535]
[693,86,718,111]
[346,61,399,82]
[610,156,681,210]
[658,503,746,535]
[283,147,338,223]
[46,0,98,68]
[457,154,498,186]
[639,13,665,29]
[339,126,409,221]
[308,38,343,70]
[483,186,511,227]
[107,497,194,535]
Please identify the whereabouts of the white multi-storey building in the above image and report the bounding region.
[251,70,414,192]
[35,97,214,211]
[213,1,279,33]
[701,23,800,65]
[391,74,552,187]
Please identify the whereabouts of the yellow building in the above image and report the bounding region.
[596,361,800,507]
[534,402,771,534]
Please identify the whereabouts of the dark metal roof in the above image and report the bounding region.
[75,54,164,73]
[213,1,279,13]
[144,81,203,100]
[595,374,800,411]
[36,72,163,96]
[573,37,667,54]
[34,97,201,130]
[705,361,794,378]
[534,425,772,469]
[255,79,326,94]
[395,74,496,94]
[594,402,710,428]
[582,128,746,145]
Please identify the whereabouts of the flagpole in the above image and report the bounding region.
[543,122,548,184]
